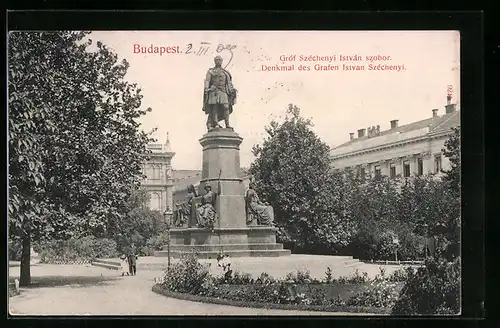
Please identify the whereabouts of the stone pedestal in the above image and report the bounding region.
[155,128,290,259]
[198,128,247,229]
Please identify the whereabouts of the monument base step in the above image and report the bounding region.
[166,243,284,252]
[154,248,291,259]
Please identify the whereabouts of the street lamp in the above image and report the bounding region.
[163,207,173,271]
[392,236,399,262]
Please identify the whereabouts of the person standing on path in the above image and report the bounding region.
[120,255,129,276]
[127,251,138,276]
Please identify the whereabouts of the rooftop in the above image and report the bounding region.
[332,108,460,153]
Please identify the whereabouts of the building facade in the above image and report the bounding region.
[330,103,460,179]
[141,137,175,212]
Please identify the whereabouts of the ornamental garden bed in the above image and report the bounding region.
[152,283,396,314]
[152,253,410,314]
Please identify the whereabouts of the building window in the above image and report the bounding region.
[152,165,161,180]
[417,158,423,176]
[149,192,161,210]
[435,155,442,173]
[403,161,411,177]
[374,165,381,178]
[390,164,396,178]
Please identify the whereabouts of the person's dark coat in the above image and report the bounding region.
[128,254,137,266]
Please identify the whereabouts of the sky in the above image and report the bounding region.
[90,31,460,170]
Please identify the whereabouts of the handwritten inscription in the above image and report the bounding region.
[183,42,237,68]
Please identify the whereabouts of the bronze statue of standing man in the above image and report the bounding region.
[202,56,237,131]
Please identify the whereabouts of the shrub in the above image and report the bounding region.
[284,269,312,284]
[39,236,118,262]
[349,269,369,284]
[138,233,169,256]
[255,272,276,284]
[388,266,416,282]
[324,267,333,283]
[91,237,118,258]
[375,231,398,260]
[391,256,460,315]
[228,270,253,284]
[347,279,401,308]
[8,238,22,261]
[336,269,369,284]
[160,252,211,295]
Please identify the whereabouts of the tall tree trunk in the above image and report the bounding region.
[19,232,31,287]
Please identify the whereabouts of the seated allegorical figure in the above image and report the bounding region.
[195,184,218,228]
[173,184,198,227]
[245,182,274,226]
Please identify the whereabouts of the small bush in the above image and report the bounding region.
[8,238,22,261]
[391,256,460,315]
[141,233,170,256]
[347,279,401,308]
[284,269,312,284]
[39,236,118,262]
[255,272,276,284]
[336,269,369,284]
[228,270,253,284]
[388,266,416,282]
[324,267,333,283]
[160,252,211,295]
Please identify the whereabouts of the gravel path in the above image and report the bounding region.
[8,263,381,316]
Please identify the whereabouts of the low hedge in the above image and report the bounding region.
[39,236,118,262]
[152,284,391,314]
[42,259,92,265]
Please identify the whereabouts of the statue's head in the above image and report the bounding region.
[214,55,223,67]
[187,184,195,193]
[248,182,254,189]
[205,184,212,191]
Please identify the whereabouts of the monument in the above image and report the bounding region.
[155,56,290,258]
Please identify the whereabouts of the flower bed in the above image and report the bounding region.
[152,253,410,314]
[152,284,393,314]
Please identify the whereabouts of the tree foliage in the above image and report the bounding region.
[8,31,154,284]
[441,126,461,195]
[249,105,461,260]
[249,104,355,252]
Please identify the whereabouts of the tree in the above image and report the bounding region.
[249,104,355,252]
[391,129,462,314]
[442,126,460,195]
[438,127,461,259]
[8,31,154,285]
[114,188,167,255]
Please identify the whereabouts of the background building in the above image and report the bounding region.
[330,100,460,179]
[141,136,175,212]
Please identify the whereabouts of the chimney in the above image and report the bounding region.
[432,109,439,117]
[357,128,366,138]
[390,120,399,129]
[349,132,355,140]
[445,104,456,114]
